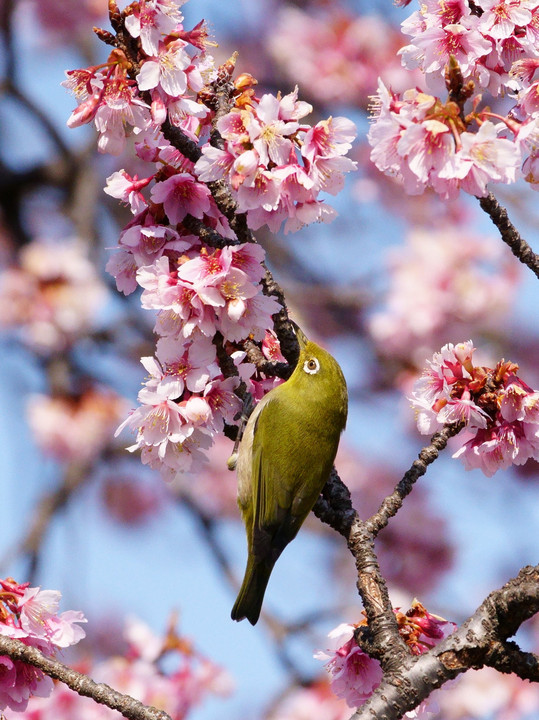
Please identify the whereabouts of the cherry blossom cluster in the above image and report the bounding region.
[315,601,454,712]
[112,239,281,478]
[63,0,212,156]
[16,616,232,719]
[0,578,86,712]
[369,227,519,365]
[267,681,350,720]
[194,90,357,234]
[64,0,356,231]
[368,0,539,198]
[64,0,356,479]
[30,0,106,38]
[436,664,539,718]
[410,341,539,476]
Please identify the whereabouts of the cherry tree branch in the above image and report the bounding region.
[313,432,539,718]
[313,424,465,673]
[0,636,172,720]
[366,423,463,536]
[313,473,410,671]
[350,564,539,720]
[478,192,539,280]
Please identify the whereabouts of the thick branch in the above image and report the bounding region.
[313,468,358,538]
[486,640,539,681]
[314,473,410,671]
[314,424,467,674]
[478,192,539,280]
[350,564,539,720]
[0,636,171,720]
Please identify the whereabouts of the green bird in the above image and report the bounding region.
[231,325,348,625]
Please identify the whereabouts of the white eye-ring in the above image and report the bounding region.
[303,357,320,375]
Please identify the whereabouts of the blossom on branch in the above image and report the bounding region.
[0,240,107,354]
[369,227,519,365]
[268,6,418,104]
[195,88,357,234]
[65,0,356,481]
[368,0,539,197]
[410,341,539,476]
[16,615,232,720]
[316,601,453,714]
[0,578,86,712]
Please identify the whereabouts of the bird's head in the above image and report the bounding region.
[287,323,348,419]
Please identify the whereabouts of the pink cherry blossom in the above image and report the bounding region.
[94,75,150,155]
[203,376,242,432]
[302,116,357,163]
[177,246,232,289]
[441,121,522,197]
[217,291,281,342]
[262,330,286,363]
[154,333,218,395]
[246,93,299,166]
[119,214,194,267]
[368,77,524,198]
[235,169,282,213]
[411,343,539,476]
[315,623,383,708]
[104,170,153,214]
[477,0,533,41]
[397,119,454,185]
[138,255,184,310]
[0,579,86,712]
[27,388,127,464]
[0,239,108,353]
[194,89,356,233]
[194,145,236,182]
[229,242,267,282]
[66,91,102,128]
[317,605,453,713]
[150,173,212,224]
[116,379,193,453]
[137,39,191,96]
[124,0,183,56]
[269,7,417,104]
[369,227,519,365]
[403,21,492,79]
[106,249,139,294]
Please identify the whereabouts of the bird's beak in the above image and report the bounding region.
[291,320,308,350]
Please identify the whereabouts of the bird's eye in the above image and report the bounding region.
[303,357,320,375]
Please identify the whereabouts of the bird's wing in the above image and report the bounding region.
[250,395,326,561]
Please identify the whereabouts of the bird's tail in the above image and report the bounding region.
[231,556,274,625]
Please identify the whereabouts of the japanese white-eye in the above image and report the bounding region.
[231,325,348,625]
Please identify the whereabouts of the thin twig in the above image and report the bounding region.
[0,636,172,720]
[366,423,464,536]
[478,192,539,280]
